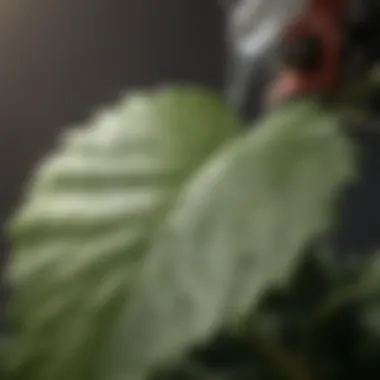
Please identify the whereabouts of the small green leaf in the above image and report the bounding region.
[99,101,355,380]
[7,86,240,380]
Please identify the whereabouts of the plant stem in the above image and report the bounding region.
[245,322,313,380]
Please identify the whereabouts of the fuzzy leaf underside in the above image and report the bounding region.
[7,86,240,380]
[99,101,356,380]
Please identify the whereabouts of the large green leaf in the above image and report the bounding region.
[99,101,356,380]
[6,86,240,380]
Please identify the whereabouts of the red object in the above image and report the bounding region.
[267,0,346,104]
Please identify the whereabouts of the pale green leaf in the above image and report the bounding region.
[7,86,240,380]
[100,101,356,380]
